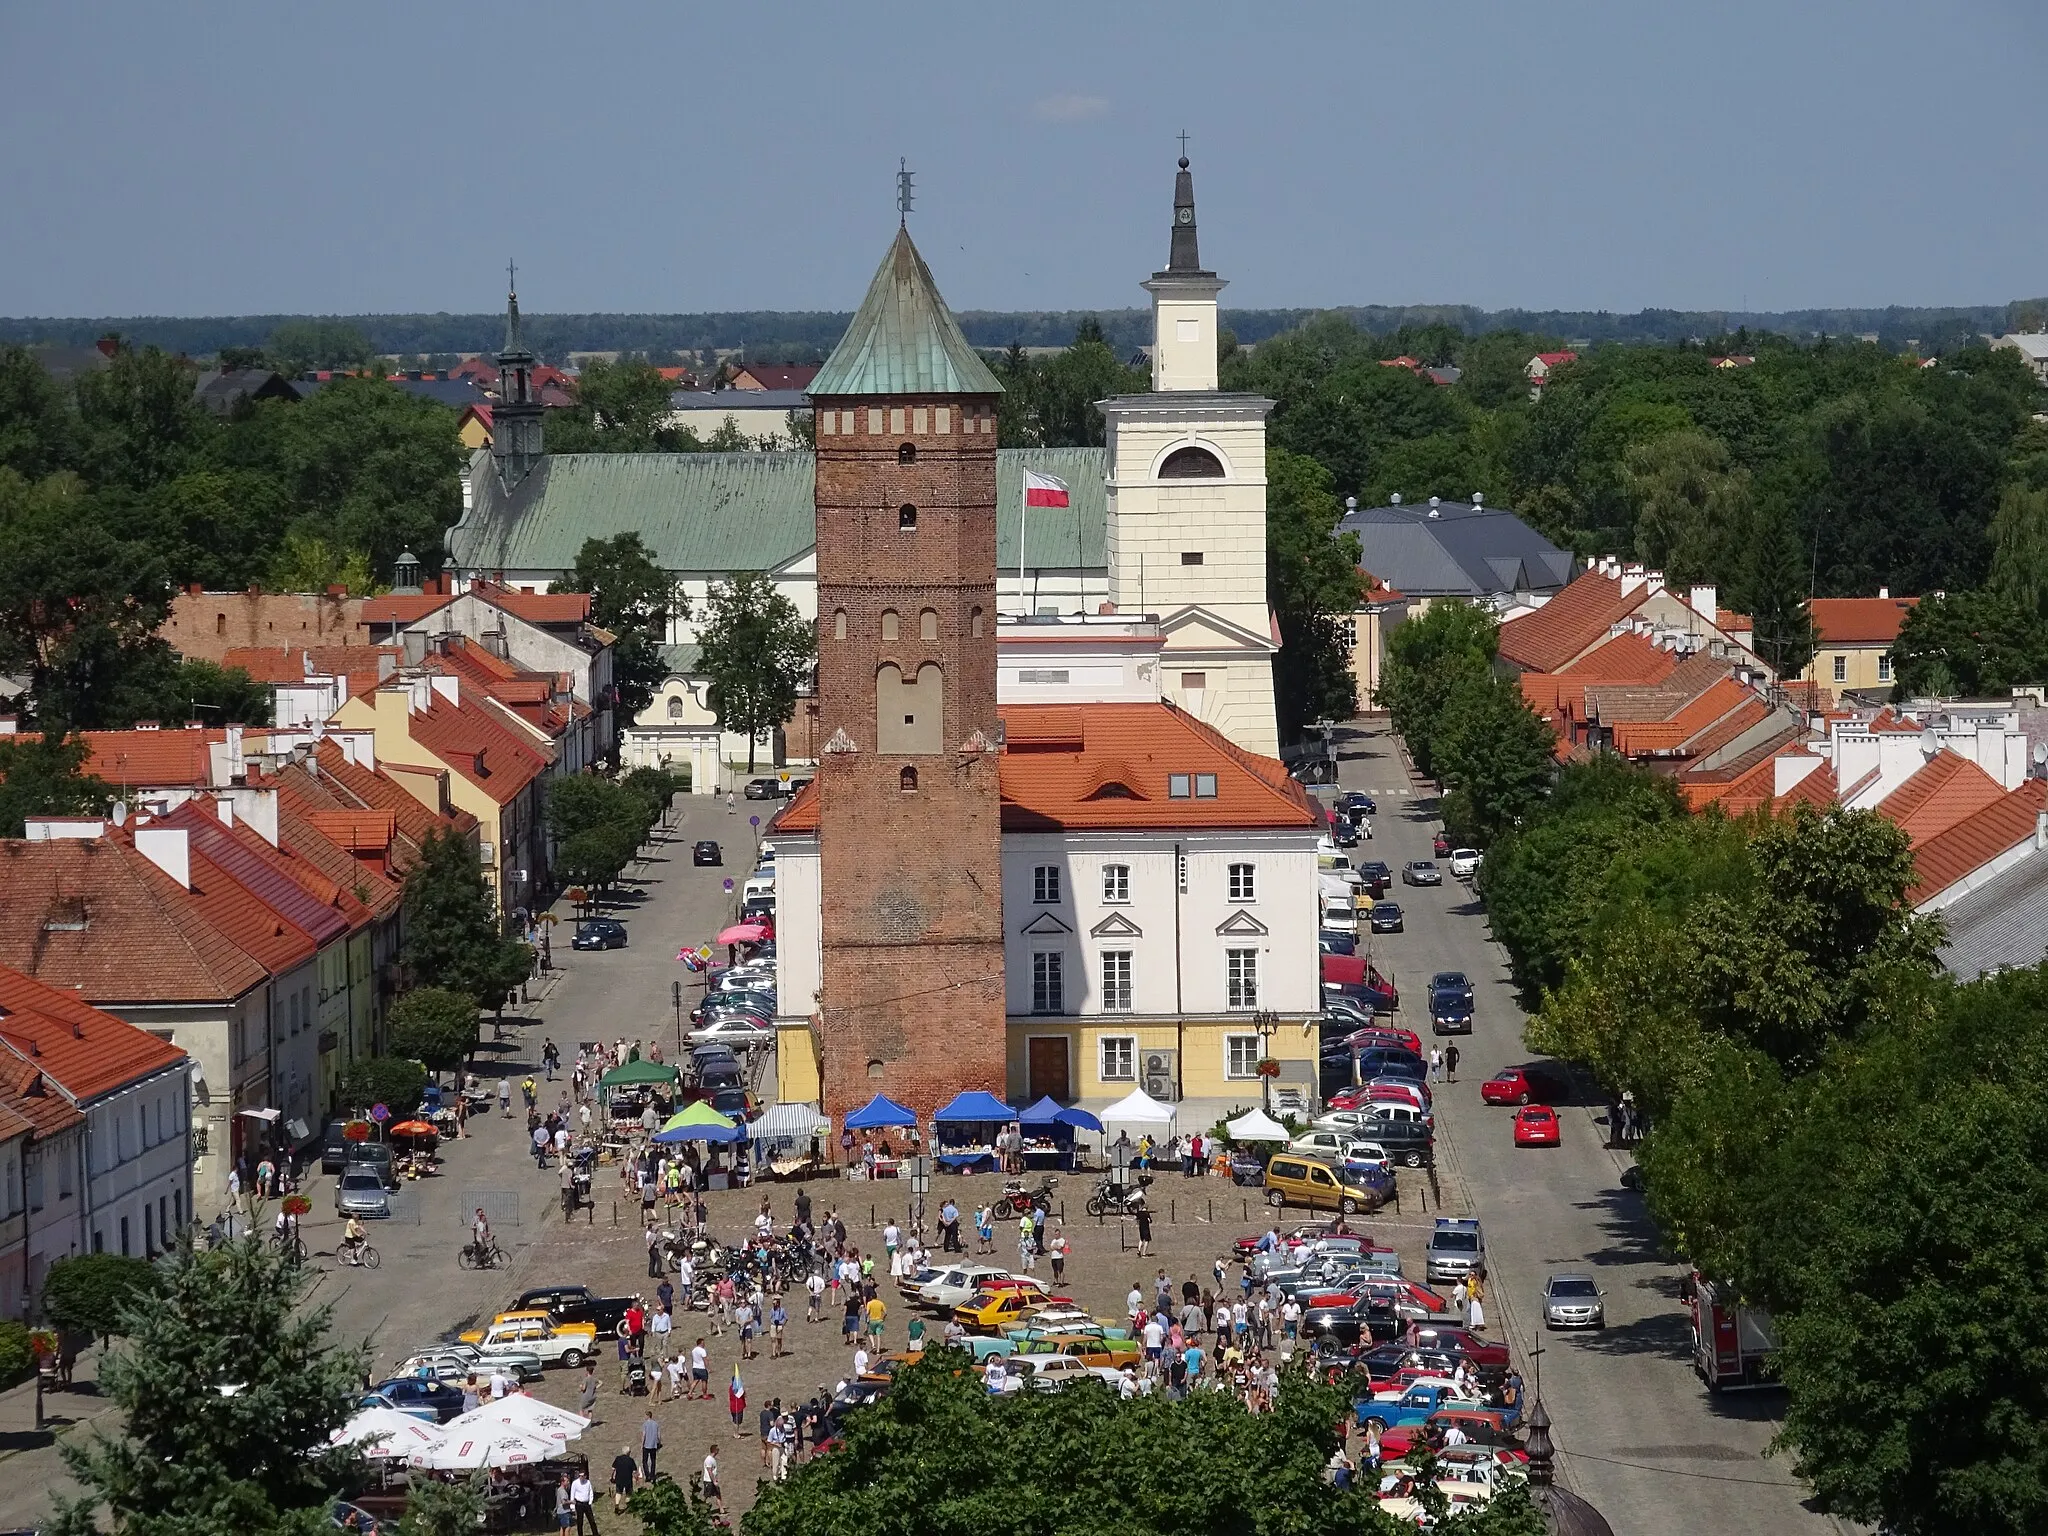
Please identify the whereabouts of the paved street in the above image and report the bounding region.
[1329,721,1838,1536]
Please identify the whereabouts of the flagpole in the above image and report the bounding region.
[1018,492,1029,616]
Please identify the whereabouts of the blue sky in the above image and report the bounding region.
[2,1,2042,317]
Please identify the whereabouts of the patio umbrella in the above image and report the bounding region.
[653,1100,743,1144]
[443,1396,589,1444]
[407,1428,560,1471]
[331,1407,441,1459]
[715,922,769,946]
[387,1120,438,1139]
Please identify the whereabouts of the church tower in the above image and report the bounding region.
[492,265,545,489]
[808,219,1008,1125]
[1103,156,1280,754]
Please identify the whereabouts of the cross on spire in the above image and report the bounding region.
[1177,129,1190,162]
[507,257,517,296]
[896,158,915,226]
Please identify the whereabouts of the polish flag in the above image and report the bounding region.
[1023,469,1070,508]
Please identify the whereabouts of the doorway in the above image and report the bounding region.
[1027,1036,1071,1102]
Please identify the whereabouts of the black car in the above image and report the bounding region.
[1369,901,1404,934]
[367,1377,466,1423]
[1338,792,1377,816]
[1319,930,1357,957]
[1362,1117,1434,1169]
[570,917,628,951]
[1301,1297,1400,1350]
[743,778,780,800]
[319,1117,355,1175]
[1429,990,1473,1035]
[692,840,722,866]
[513,1286,637,1339]
[1355,861,1392,898]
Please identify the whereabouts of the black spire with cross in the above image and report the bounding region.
[897,158,915,227]
[493,257,543,490]
[1166,134,1207,275]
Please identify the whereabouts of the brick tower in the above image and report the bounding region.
[808,221,1008,1125]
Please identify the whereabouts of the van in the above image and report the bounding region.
[1263,1154,1386,1216]
[741,872,776,903]
[1320,891,1357,932]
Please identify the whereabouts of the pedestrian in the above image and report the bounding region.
[1444,1044,1461,1082]
[1134,1200,1153,1257]
[974,1203,994,1254]
[499,1077,513,1117]
[1127,1282,1144,1327]
[701,1447,721,1509]
[770,1299,788,1357]
[852,1343,870,1380]
[1048,1226,1068,1283]
[1018,1214,1037,1273]
[940,1198,960,1252]
[650,1302,672,1362]
[607,1448,635,1515]
[533,1122,551,1170]
[645,1225,664,1279]
[1429,1046,1444,1083]
[1467,1290,1487,1332]
[663,1353,687,1403]
[556,1470,578,1531]
[806,1268,825,1322]
[865,1292,886,1345]
[640,1410,662,1482]
[690,1338,710,1400]
[578,1362,599,1418]
[841,1291,860,1344]
[728,1367,747,1438]
[906,1313,925,1355]
[1452,1277,1469,1318]
[569,1467,599,1536]
[758,1400,776,1468]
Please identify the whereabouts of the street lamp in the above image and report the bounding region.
[1252,1010,1281,1114]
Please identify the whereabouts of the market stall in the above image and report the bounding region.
[653,1100,747,1186]
[753,1100,829,1180]
[842,1094,917,1177]
[931,1090,1013,1172]
[1015,1095,1084,1171]
[1101,1085,1176,1162]
[598,1058,680,1151]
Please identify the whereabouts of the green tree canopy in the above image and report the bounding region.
[1373,600,1498,779]
[696,571,815,773]
[544,357,693,453]
[1266,448,1361,742]
[0,733,111,837]
[1888,587,2048,698]
[556,531,680,724]
[336,1055,427,1119]
[385,987,480,1076]
[41,1254,159,1343]
[400,828,532,1010]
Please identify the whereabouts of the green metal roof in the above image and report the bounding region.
[451,448,1105,576]
[810,228,1003,398]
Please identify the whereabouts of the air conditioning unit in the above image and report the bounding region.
[1141,1050,1177,1101]
[479,841,496,867]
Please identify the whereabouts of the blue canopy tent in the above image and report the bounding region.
[843,1094,917,1130]
[1016,1095,1087,1170]
[931,1090,1014,1172]
[1056,1106,1103,1132]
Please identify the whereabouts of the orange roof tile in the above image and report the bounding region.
[1811,596,1917,647]
[308,740,479,856]
[0,1064,86,1139]
[1909,779,2048,903]
[407,693,549,805]
[361,593,454,625]
[222,644,398,695]
[1557,630,1678,684]
[0,963,188,1102]
[301,809,396,854]
[1876,751,2007,846]
[1678,697,1771,759]
[1497,571,1643,672]
[77,728,219,788]
[1775,762,1838,812]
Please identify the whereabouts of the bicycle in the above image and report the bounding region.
[458,1241,507,1271]
[269,1230,307,1263]
[338,1242,381,1269]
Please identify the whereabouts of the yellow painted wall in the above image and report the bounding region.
[775,1020,821,1106]
[1004,1018,1314,1103]
[458,415,492,452]
[1801,644,1892,692]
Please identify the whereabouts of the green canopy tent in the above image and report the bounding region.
[600,1059,680,1088]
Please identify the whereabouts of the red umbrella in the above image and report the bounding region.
[388,1120,439,1139]
[716,923,769,946]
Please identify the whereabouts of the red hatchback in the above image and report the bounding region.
[1481,1068,1546,1106]
[1512,1106,1561,1147]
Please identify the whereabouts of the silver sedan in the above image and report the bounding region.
[1542,1272,1606,1329]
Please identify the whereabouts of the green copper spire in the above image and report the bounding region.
[811,226,1002,398]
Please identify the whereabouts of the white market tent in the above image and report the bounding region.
[329,1407,441,1459]
[442,1396,589,1445]
[1224,1108,1290,1142]
[1101,1086,1176,1138]
[408,1428,560,1471]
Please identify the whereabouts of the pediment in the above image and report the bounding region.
[1089,911,1144,939]
[1019,911,1073,936]
[1155,605,1280,654]
[1215,910,1269,936]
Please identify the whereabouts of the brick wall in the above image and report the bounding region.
[164,591,370,663]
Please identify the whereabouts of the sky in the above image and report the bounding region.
[1,1,2044,319]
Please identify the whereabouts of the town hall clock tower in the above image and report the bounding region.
[807,216,1009,1125]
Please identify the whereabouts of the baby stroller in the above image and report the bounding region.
[624,1354,649,1396]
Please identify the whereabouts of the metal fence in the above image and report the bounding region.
[460,1188,522,1229]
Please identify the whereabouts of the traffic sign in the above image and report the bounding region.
[369,1103,390,1123]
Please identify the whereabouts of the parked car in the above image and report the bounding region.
[1300,1296,1400,1350]
[1479,1065,1567,1105]
[1369,901,1404,933]
[1513,1105,1562,1147]
[335,1166,391,1219]
[1432,832,1453,858]
[1356,1379,1489,1435]
[743,778,780,800]
[319,1117,357,1175]
[1337,792,1377,816]
[363,1377,465,1423]
[1401,860,1442,886]
[1425,1218,1487,1283]
[393,1344,544,1384]
[1318,930,1357,956]
[707,1087,761,1122]
[1354,860,1393,897]
[688,1018,774,1049]
[344,1140,399,1188]
[455,1312,599,1369]
[570,917,628,951]
[1448,848,1482,878]
[512,1286,638,1339]
[1543,1272,1605,1329]
[691,840,722,866]
[1262,1153,1387,1216]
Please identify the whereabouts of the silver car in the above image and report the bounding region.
[334,1165,391,1219]
[1542,1272,1605,1329]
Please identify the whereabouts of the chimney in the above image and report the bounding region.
[134,826,192,890]
[378,650,398,681]
[402,630,427,666]
[428,674,460,707]
[226,723,246,783]
[1427,496,1441,519]
[1879,586,1890,600]
[135,720,160,731]
[1620,564,1647,597]
[0,717,15,735]
[1690,584,1717,622]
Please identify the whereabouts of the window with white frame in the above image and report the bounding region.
[1226,948,1259,1008]
[1228,862,1256,901]
[1101,951,1133,1011]
[1832,654,1847,682]
[1225,1034,1261,1078]
[1102,863,1130,903]
[1878,653,1892,682]
[1100,1035,1136,1081]
[1033,865,1061,903]
[1031,951,1065,1014]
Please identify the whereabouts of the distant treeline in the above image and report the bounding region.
[3,301,2036,364]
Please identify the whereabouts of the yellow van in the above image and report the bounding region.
[1263,1154,1386,1216]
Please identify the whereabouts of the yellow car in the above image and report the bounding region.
[456,1310,599,1368]
[951,1285,1068,1333]
[1016,1333,1141,1371]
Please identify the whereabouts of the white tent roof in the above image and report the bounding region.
[1224,1108,1290,1142]
[1101,1086,1176,1128]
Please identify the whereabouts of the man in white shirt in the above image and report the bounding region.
[1127,1284,1144,1325]
[700,1448,721,1508]
[649,1302,673,1361]
[806,1269,826,1322]
[568,1470,598,1534]
[489,1366,510,1400]
[852,1344,870,1380]
[1443,1421,1470,1447]
[689,1340,710,1400]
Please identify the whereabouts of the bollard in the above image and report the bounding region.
[1171,1199,1176,1225]
[1241,1199,1247,1224]
[611,1200,619,1226]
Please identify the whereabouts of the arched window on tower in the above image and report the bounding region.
[971,606,984,637]
[881,609,899,641]
[833,609,847,641]
[920,609,938,641]
[899,504,918,530]
[1159,445,1226,479]
[900,765,918,791]
[897,442,917,464]
[667,697,685,720]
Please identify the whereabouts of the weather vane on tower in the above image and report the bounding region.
[897,158,915,226]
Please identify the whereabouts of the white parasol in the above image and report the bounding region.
[330,1406,443,1459]
[406,1427,561,1471]
[443,1395,590,1444]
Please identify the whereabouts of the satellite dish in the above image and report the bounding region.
[2033,742,2046,766]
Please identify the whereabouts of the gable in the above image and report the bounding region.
[1215,910,1269,936]
[1018,911,1073,936]
[1155,606,1278,654]
[1089,911,1143,939]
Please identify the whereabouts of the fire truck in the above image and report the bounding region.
[1689,1272,1778,1391]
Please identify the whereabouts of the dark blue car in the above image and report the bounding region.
[365,1377,466,1423]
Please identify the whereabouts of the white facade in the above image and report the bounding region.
[997,614,1166,705]
[23,1123,86,1308]
[81,1063,193,1260]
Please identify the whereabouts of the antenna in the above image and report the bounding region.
[896,159,915,225]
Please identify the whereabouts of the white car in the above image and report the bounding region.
[916,1265,1014,1312]
[687,1018,773,1049]
[394,1345,543,1383]
[990,1354,1093,1393]
[1311,1109,1381,1136]
[1448,848,1482,878]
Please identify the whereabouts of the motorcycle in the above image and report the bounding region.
[1084,1173,1153,1218]
[992,1175,1058,1220]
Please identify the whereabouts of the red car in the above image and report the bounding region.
[1481,1068,1547,1106]
[1513,1105,1561,1147]
[1432,832,1452,858]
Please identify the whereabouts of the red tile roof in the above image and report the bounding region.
[775,704,1317,834]
[1909,778,2048,903]
[407,692,550,805]
[729,363,820,392]
[222,645,397,695]
[362,584,592,630]
[361,593,455,625]
[1497,571,1643,672]
[1875,751,2007,846]
[77,728,220,788]
[159,801,353,947]
[0,1064,85,1139]
[0,963,188,1102]
[307,740,479,858]
[1810,596,1918,647]
[1557,630,1678,684]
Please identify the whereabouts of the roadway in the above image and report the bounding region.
[1329,721,1839,1536]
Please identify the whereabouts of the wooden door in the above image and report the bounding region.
[1027,1037,1071,1103]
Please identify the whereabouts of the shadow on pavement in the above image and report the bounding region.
[1549,1311,1691,1362]
[0,1428,58,1453]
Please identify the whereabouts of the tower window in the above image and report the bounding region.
[971,606,984,637]
[900,765,918,792]
[833,609,847,641]
[920,609,938,641]
[898,442,917,464]
[667,697,685,719]
[215,613,226,636]
[899,504,918,530]
[1181,551,1204,565]
[1159,445,1225,479]
[881,610,900,641]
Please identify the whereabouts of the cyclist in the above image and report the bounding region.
[273,1205,301,1262]
[341,1215,367,1266]
[471,1207,494,1266]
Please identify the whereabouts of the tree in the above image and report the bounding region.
[543,358,690,453]
[625,1479,723,1536]
[1735,501,1816,680]
[265,320,373,376]
[556,532,680,724]
[336,1056,426,1119]
[50,1236,367,1536]
[1374,600,1498,779]
[397,1473,487,1536]
[401,829,533,1010]
[265,528,379,597]
[1888,588,2048,698]
[40,1255,158,1344]
[0,733,110,837]
[1988,482,2048,617]
[696,571,815,773]
[1431,670,1557,844]
[0,1320,35,1386]
[1266,449,1362,743]
[1620,429,1753,584]
[386,987,480,1077]
[100,653,274,731]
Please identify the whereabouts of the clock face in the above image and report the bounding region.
[1176,207,1194,225]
